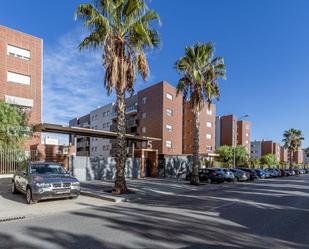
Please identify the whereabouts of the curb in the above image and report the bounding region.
[81,190,126,203]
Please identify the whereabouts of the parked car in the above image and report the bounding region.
[266,168,278,178]
[284,169,290,176]
[254,169,266,179]
[12,162,80,204]
[230,169,248,181]
[222,169,235,182]
[263,169,271,178]
[279,169,287,176]
[185,168,212,182]
[237,168,258,180]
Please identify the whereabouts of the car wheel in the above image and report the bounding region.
[26,188,36,204]
[11,181,18,194]
[70,195,79,200]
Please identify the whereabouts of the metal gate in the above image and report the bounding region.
[0,150,38,174]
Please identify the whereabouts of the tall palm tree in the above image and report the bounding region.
[175,43,226,185]
[76,0,160,194]
[282,129,304,168]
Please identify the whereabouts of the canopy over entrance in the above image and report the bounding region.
[33,123,161,142]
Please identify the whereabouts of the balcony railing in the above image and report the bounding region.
[111,104,138,118]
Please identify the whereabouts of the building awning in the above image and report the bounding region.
[33,123,161,142]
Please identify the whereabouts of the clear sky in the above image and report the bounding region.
[1,0,309,147]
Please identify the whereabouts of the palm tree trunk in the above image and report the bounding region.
[191,108,200,185]
[113,88,128,194]
[289,150,293,170]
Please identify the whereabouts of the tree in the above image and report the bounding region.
[234,146,249,167]
[175,43,226,185]
[0,102,29,150]
[76,0,160,194]
[282,129,304,168]
[249,157,260,169]
[260,154,278,168]
[216,146,233,167]
[216,145,248,168]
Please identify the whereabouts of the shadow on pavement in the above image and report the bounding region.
[0,227,128,249]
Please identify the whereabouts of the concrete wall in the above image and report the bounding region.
[70,156,141,181]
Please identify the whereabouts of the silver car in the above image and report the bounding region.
[12,162,80,204]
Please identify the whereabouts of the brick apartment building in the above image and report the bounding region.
[137,81,183,155]
[183,102,216,155]
[71,81,184,157]
[70,81,218,158]
[293,149,304,164]
[280,146,288,162]
[0,25,42,149]
[251,140,288,163]
[216,115,251,152]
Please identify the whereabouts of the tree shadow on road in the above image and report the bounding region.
[0,227,129,249]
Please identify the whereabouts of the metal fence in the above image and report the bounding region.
[0,150,38,174]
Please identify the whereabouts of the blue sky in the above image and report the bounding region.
[1,0,309,147]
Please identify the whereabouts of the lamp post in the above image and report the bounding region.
[233,114,249,168]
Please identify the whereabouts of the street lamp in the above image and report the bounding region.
[233,114,249,168]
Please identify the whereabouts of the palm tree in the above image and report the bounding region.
[76,0,160,194]
[282,129,304,168]
[175,43,226,185]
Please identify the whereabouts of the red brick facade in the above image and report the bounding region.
[0,25,42,149]
[183,103,216,154]
[137,81,183,155]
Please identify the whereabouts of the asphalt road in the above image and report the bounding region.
[1,175,309,249]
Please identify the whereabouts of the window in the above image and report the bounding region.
[246,140,249,144]
[166,124,173,132]
[141,112,147,119]
[103,145,110,151]
[142,141,147,148]
[7,71,31,85]
[246,133,249,137]
[166,93,173,101]
[166,140,172,148]
[7,45,30,60]
[141,127,146,133]
[166,108,173,116]
[206,122,212,128]
[142,97,147,104]
[5,95,33,108]
[206,108,212,115]
[206,146,212,151]
[206,134,212,140]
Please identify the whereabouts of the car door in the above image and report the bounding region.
[19,164,29,192]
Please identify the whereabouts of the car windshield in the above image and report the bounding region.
[30,164,66,175]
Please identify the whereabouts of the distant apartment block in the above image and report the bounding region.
[0,25,42,149]
[183,103,216,155]
[90,103,114,158]
[250,141,262,158]
[69,114,90,156]
[251,140,287,162]
[216,115,251,152]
